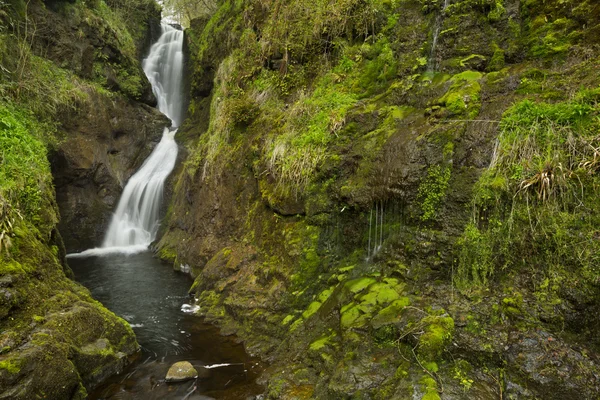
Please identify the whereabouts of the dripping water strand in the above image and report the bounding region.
[427,0,450,72]
[367,200,386,262]
[368,208,373,260]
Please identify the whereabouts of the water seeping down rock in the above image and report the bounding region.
[155,0,600,398]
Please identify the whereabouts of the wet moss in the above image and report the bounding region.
[309,331,337,351]
[418,315,455,360]
[0,359,21,374]
[417,165,451,222]
[436,71,482,119]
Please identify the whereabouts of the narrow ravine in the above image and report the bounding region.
[66,23,264,399]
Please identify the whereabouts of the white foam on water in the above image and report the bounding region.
[203,363,234,369]
[67,245,149,258]
[181,304,200,314]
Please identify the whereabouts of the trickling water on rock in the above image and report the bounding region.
[427,0,450,72]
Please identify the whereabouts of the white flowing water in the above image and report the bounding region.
[143,24,184,127]
[103,23,183,249]
[69,24,184,257]
[102,130,178,247]
[427,0,450,72]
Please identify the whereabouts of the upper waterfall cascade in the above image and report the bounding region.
[143,24,185,127]
[101,23,184,250]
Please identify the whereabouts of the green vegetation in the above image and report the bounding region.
[418,165,451,222]
[0,105,54,240]
[457,88,600,292]
[0,0,148,396]
[161,0,600,398]
[0,359,21,374]
[436,71,482,119]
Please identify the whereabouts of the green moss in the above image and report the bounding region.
[0,104,56,239]
[488,44,505,71]
[375,287,400,304]
[309,331,336,351]
[453,360,474,391]
[451,71,483,82]
[488,0,505,21]
[459,54,486,69]
[340,304,362,328]
[418,165,451,222]
[372,298,410,327]
[418,315,455,360]
[456,223,493,287]
[424,361,438,373]
[345,277,377,294]
[157,245,178,265]
[436,71,482,119]
[317,287,334,303]
[0,359,21,374]
[301,301,322,320]
[420,375,440,400]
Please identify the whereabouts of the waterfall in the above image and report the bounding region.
[102,131,178,248]
[102,24,183,249]
[143,24,185,127]
[69,24,184,257]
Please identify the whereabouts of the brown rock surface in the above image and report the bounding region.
[51,91,169,251]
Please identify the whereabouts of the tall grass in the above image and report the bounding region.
[456,88,600,289]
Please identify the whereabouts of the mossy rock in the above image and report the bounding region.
[436,72,482,119]
[341,304,362,328]
[345,277,377,294]
[165,361,198,382]
[371,297,411,328]
[302,301,322,320]
[418,315,455,360]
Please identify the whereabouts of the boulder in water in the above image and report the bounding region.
[165,361,198,382]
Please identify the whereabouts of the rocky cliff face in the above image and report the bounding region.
[159,0,600,398]
[0,0,167,397]
[26,0,171,251]
[52,93,168,251]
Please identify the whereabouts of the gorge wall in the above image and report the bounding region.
[159,0,600,398]
[0,0,170,398]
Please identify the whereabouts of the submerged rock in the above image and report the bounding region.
[166,361,198,382]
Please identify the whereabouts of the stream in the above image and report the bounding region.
[69,252,264,399]
[66,22,265,399]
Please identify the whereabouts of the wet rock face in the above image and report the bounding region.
[51,92,169,251]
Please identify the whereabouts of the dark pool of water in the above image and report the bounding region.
[69,251,264,400]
